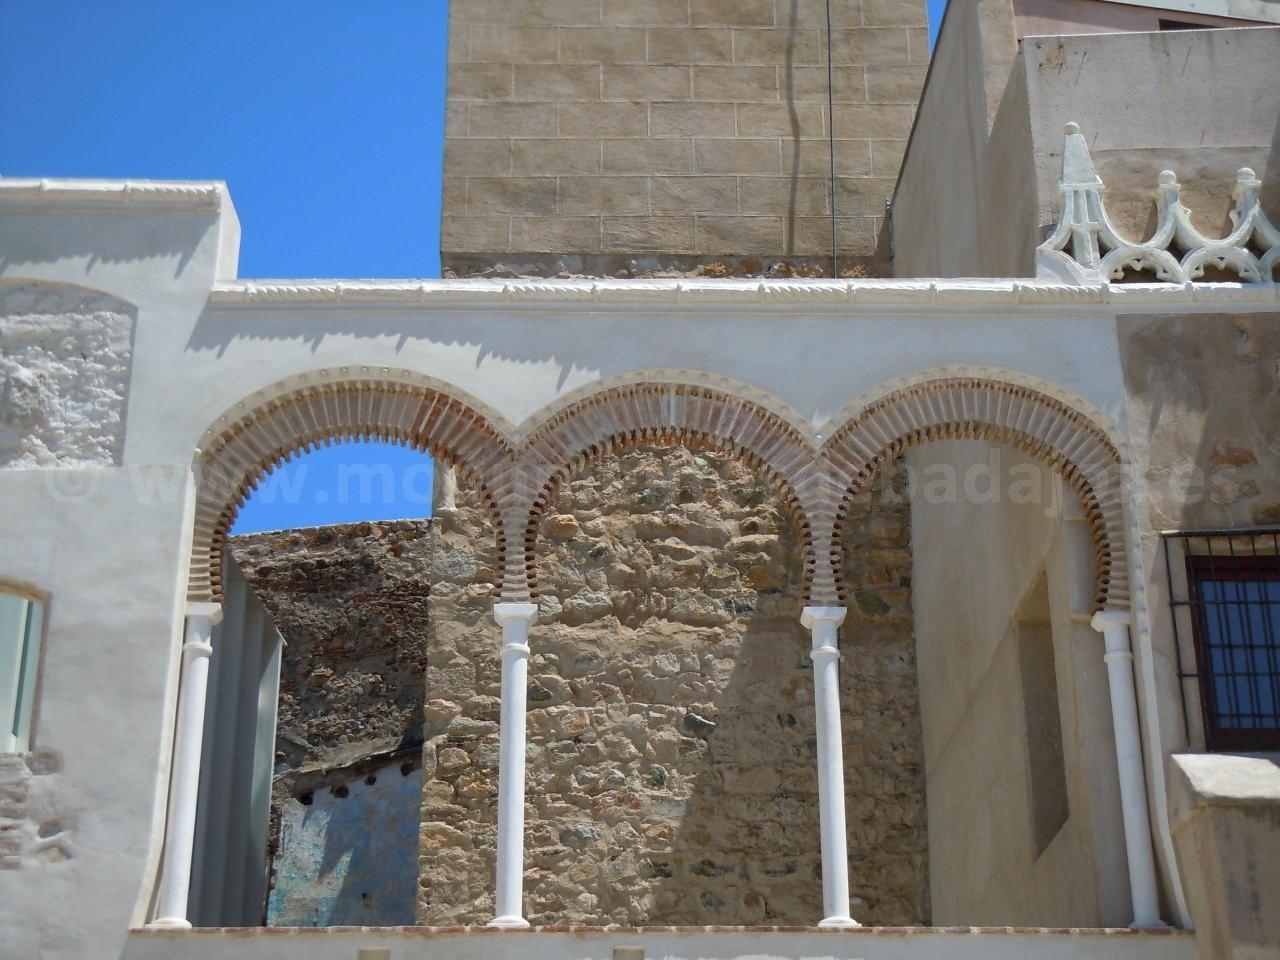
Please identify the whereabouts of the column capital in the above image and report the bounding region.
[494,602,539,626]
[186,601,223,626]
[801,606,847,629]
[1090,607,1131,632]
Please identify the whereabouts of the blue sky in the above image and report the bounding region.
[0,0,945,532]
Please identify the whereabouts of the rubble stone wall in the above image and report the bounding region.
[420,445,927,926]
[234,445,927,928]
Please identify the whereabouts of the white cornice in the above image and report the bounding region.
[0,178,226,212]
[207,277,1279,313]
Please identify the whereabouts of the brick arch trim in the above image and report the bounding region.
[520,382,824,601]
[189,377,514,603]
[822,377,1127,612]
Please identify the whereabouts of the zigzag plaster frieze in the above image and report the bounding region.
[207,277,1278,311]
[823,378,1127,612]
[0,178,225,211]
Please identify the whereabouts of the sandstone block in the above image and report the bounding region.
[732,27,822,64]
[693,0,774,26]
[558,26,647,63]
[735,101,825,138]
[870,139,908,178]
[512,139,602,175]
[866,64,927,103]
[650,102,736,138]
[602,139,694,174]
[695,138,781,174]
[647,27,733,64]
[602,216,697,253]
[465,176,558,214]
[693,65,778,101]
[790,65,865,103]
[697,216,785,255]
[603,0,689,25]
[511,216,602,252]
[738,176,829,215]
[834,103,915,140]
[448,62,513,100]
[650,175,738,214]
[558,177,650,215]
[830,28,912,66]
[444,138,512,176]
[862,0,928,26]
[836,176,898,215]
[466,101,558,138]
[441,215,511,252]
[559,101,649,137]
[514,64,601,100]
[603,65,691,101]
[468,23,558,62]
[517,0,599,25]
[453,0,514,24]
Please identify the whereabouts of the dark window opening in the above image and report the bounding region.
[1165,530,1280,752]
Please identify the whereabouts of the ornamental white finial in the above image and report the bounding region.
[1036,122,1279,285]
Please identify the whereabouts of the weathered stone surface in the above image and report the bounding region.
[520,445,925,925]
[235,448,926,927]
[0,282,134,468]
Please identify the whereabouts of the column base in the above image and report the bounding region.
[1130,918,1171,930]
[147,917,193,930]
[818,915,862,928]
[487,915,531,929]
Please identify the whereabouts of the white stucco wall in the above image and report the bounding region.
[894,17,1280,278]
[1,180,1272,954]
[908,440,1130,926]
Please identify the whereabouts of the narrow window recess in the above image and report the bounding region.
[1164,529,1280,752]
[1,589,44,753]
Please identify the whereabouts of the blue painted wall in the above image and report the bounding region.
[268,761,423,926]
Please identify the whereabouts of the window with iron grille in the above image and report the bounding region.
[1164,530,1280,752]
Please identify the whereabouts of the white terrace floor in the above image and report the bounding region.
[123,925,1193,960]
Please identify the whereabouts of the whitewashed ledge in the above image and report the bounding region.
[207,277,1280,313]
[125,924,1193,960]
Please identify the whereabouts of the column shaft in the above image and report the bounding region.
[490,602,538,929]
[1092,610,1164,929]
[151,603,221,928]
[802,606,859,928]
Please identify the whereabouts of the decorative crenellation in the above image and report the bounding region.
[191,374,1129,612]
[1037,123,1280,286]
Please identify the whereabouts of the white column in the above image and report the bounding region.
[151,602,223,929]
[1091,609,1165,929]
[801,606,859,928]
[489,602,538,929]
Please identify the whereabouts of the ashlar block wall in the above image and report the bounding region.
[442,0,929,278]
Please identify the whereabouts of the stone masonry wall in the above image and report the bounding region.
[442,0,928,278]
[231,447,927,927]
[421,445,928,926]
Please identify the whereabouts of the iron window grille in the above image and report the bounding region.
[1163,528,1280,752]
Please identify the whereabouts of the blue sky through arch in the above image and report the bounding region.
[1,0,945,532]
[232,441,436,534]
